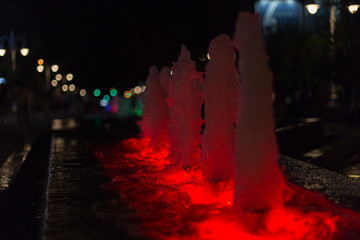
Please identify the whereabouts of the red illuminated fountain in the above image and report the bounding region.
[94,11,360,240]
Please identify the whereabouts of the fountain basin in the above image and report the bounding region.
[92,137,360,240]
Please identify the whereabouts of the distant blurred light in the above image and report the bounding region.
[62,84,68,92]
[80,89,86,97]
[94,89,101,97]
[38,59,44,65]
[103,94,110,101]
[207,53,210,60]
[110,88,117,97]
[130,88,135,95]
[349,174,360,178]
[100,99,108,107]
[51,65,59,72]
[170,70,173,76]
[306,3,320,14]
[0,49,6,56]
[199,54,206,62]
[66,73,73,81]
[69,84,75,92]
[348,4,360,13]
[20,48,29,56]
[134,86,141,94]
[0,78,6,85]
[55,74,62,81]
[124,91,131,98]
[51,79,58,87]
[37,65,44,72]
[141,86,146,93]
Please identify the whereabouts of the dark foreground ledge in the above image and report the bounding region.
[280,155,360,212]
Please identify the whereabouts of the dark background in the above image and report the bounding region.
[0,0,253,92]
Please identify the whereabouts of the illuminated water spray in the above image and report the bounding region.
[201,34,239,185]
[141,66,169,151]
[167,45,204,168]
[233,12,284,229]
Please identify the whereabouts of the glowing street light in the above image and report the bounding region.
[305,1,320,14]
[20,48,29,56]
[348,1,360,14]
[0,30,29,71]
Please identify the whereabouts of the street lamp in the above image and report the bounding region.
[305,0,320,14]
[348,0,360,13]
[0,30,29,71]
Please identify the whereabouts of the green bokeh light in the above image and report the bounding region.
[94,89,101,97]
[110,88,117,97]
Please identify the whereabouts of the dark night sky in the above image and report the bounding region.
[0,0,253,92]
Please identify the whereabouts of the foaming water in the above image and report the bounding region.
[94,138,360,240]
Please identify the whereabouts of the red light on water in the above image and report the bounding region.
[93,137,360,239]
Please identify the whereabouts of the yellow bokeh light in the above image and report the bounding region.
[69,84,75,92]
[51,79,58,87]
[38,59,44,65]
[62,84,68,92]
[55,74,62,81]
[37,65,44,73]
[66,73,73,81]
[80,89,86,97]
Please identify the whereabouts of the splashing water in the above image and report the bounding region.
[94,138,360,240]
[201,34,239,186]
[232,12,284,229]
[99,10,360,239]
[167,45,204,168]
[141,66,169,151]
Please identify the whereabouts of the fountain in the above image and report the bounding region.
[232,12,284,230]
[92,11,360,240]
[141,66,169,152]
[166,45,204,169]
[201,34,239,186]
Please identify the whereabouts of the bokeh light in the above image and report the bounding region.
[94,89,101,97]
[103,94,110,101]
[51,65,59,72]
[100,99,108,107]
[80,89,86,97]
[69,84,75,92]
[110,88,117,97]
[51,79,58,87]
[134,86,141,94]
[37,65,44,72]
[124,91,131,98]
[55,74,62,81]
[66,73,73,81]
[62,84,68,92]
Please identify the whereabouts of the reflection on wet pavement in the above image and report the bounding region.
[43,133,132,239]
[0,144,31,191]
[51,118,78,131]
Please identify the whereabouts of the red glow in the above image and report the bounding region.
[93,138,360,239]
